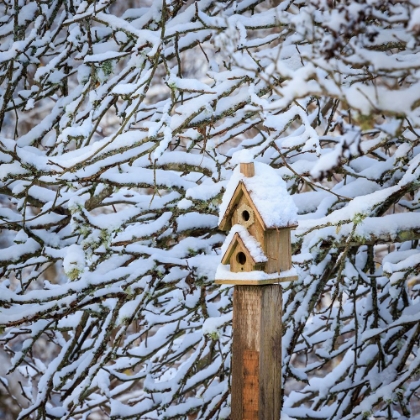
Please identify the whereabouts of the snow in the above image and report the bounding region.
[202,313,232,336]
[18,3,38,26]
[101,166,195,191]
[219,161,298,228]
[231,148,253,164]
[14,230,28,243]
[177,198,193,209]
[215,264,297,282]
[157,151,217,173]
[0,162,28,180]
[0,239,40,263]
[84,51,127,63]
[186,181,225,201]
[112,83,140,95]
[2,1,420,419]
[167,75,215,93]
[62,244,85,279]
[113,212,173,242]
[384,252,420,275]
[408,7,420,31]
[176,213,217,232]
[297,185,400,234]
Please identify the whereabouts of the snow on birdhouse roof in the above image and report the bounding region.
[218,161,298,229]
[221,225,267,263]
[215,264,298,285]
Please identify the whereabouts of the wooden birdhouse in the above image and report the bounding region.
[215,160,298,285]
[221,226,267,273]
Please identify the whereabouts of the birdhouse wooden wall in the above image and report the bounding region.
[263,228,292,273]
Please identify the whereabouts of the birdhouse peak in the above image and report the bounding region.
[219,161,298,230]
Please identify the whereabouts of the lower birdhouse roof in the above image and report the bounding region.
[218,161,298,229]
[215,265,298,285]
[221,225,267,263]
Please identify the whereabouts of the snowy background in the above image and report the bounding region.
[1,0,420,419]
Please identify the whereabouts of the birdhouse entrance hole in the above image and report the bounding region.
[237,203,254,228]
[236,252,247,268]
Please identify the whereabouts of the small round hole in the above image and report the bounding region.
[236,252,246,265]
[242,210,250,221]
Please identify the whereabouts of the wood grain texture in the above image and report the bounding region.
[231,286,282,420]
[231,245,255,273]
[237,203,255,229]
[277,228,291,271]
[240,162,255,177]
[259,285,282,420]
[243,350,259,419]
[219,183,244,231]
[264,230,280,274]
[264,229,292,273]
[232,287,261,420]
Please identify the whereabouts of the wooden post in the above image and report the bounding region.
[231,285,282,420]
[215,159,298,419]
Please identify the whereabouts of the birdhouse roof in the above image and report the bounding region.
[218,161,298,230]
[221,225,267,264]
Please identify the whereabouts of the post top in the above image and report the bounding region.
[240,162,255,177]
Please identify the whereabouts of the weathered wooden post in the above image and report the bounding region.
[215,157,298,420]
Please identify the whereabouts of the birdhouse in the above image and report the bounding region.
[221,226,267,273]
[215,159,298,285]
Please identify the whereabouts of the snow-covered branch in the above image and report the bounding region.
[1,0,420,419]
